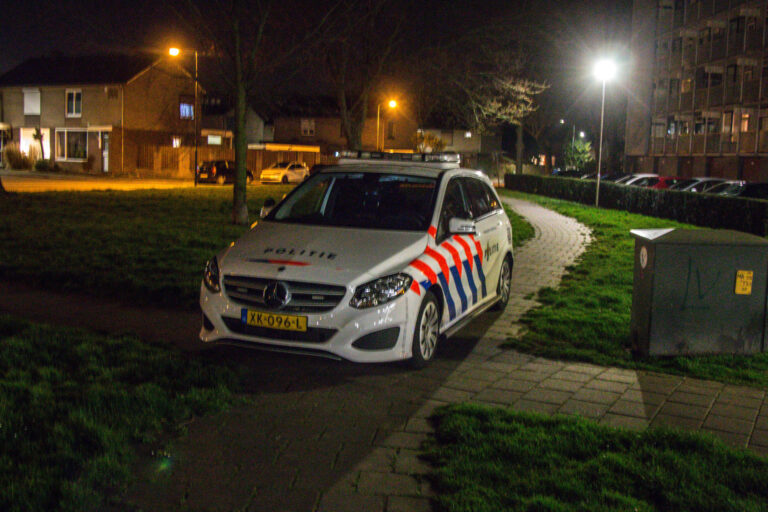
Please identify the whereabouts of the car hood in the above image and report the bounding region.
[220,221,429,286]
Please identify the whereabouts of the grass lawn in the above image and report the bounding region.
[499,190,768,387]
[506,205,535,248]
[0,313,245,512]
[427,404,768,512]
[0,186,292,308]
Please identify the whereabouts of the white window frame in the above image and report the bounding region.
[23,88,41,115]
[55,128,88,162]
[171,136,182,148]
[66,89,82,118]
[301,118,315,137]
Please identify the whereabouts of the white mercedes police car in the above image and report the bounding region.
[199,151,513,367]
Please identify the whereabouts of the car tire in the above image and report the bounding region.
[492,256,513,311]
[247,173,254,185]
[410,291,439,369]
[216,175,226,186]
[281,175,288,184]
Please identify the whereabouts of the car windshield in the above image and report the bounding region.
[267,172,438,231]
[270,162,291,169]
[670,179,696,190]
[708,182,742,195]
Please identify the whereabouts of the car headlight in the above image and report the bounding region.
[203,256,221,293]
[350,273,412,309]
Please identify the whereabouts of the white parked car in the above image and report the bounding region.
[200,152,514,366]
[259,161,310,184]
[621,173,658,186]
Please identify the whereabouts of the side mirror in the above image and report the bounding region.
[260,197,276,219]
[449,217,475,235]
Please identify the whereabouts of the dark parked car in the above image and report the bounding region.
[197,160,254,185]
[309,163,334,176]
[711,181,768,199]
[669,177,725,193]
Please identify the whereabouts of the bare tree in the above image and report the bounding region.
[174,0,335,224]
[321,0,404,150]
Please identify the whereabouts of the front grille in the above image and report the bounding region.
[222,317,336,343]
[223,275,347,313]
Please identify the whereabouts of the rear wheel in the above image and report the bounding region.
[281,175,288,184]
[246,173,254,185]
[216,175,226,185]
[410,291,439,368]
[492,256,512,310]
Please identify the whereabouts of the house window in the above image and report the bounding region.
[171,136,181,148]
[55,129,87,161]
[681,78,692,93]
[387,121,395,139]
[440,130,454,145]
[66,90,82,118]
[741,113,750,132]
[301,118,315,136]
[179,96,194,120]
[207,135,222,145]
[19,127,50,158]
[23,88,40,115]
[107,87,118,100]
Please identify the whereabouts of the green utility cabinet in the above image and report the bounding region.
[630,228,768,356]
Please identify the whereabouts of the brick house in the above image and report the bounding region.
[0,54,229,175]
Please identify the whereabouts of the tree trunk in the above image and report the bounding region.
[231,20,249,225]
[515,122,524,174]
[339,90,367,150]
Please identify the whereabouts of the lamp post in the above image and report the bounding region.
[593,58,616,207]
[376,99,397,151]
[169,47,199,186]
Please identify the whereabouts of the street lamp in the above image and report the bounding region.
[169,47,199,186]
[376,99,397,151]
[593,58,617,207]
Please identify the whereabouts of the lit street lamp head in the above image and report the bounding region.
[388,100,397,109]
[593,59,617,82]
[168,47,180,57]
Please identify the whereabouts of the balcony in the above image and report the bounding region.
[724,84,740,104]
[714,0,729,13]
[727,38,744,57]
[665,138,677,154]
[712,41,727,60]
[680,91,694,109]
[653,95,668,114]
[709,85,723,106]
[677,135,691,154]
[695,90,708,108]
[670,50,683,67]
[743,80,759,102]
[693,134,706,152]
[758,131,768,152]
[740,132,756,152]
[652,137,666,153]
[721,139,737,153]
[668,92,680,109]
[706,136,720,152]
[746,30,763,51]
[697,46,710,64]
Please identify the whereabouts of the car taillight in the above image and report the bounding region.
[212,166,217,176]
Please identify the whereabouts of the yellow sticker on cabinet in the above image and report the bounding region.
[735,270,753,295]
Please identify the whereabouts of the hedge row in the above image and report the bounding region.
[504,174,768,236]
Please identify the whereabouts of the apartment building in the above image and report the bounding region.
[626,0,768,180]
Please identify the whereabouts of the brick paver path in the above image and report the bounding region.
[318,196,768,512]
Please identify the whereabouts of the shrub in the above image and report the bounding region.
[505,174,768,236]
[34,159,57,173]
[2,142,31,170]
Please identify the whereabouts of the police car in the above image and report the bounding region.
[199,151,513,367]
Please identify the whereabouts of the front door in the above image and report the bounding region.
[101,132,110,173]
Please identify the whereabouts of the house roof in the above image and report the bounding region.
[0,54,157,87]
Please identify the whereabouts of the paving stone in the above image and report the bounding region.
[600,413,649,431]
[387,496,433,512]
[442,377,490,393]
[666,391,716,408]
[357,472,420,496]
[755,415,768,431]
[520,361,562,373]
[632,374,682,391]
[657,402,709,420]
[521,388,572,405]
[747,444,768,457]
[404,418,434,434]
[459,368,507,383]
[539,378,582,393]
[749,429,768,448]
[676,379,724,395]
[619,389,667,405]
[494,378,537,393]
[721,385,765,400]
[394,449,431,476]
[512,399,559,415]
[702,414,753,435]
[317,492,385,512]
[375,432,426,450]
[356,447,397,472]
[572,388,621,405]
[701,429,749,448]
[584,379,629,394]
[483,361,525,373]
[650,414,701,430]
[708,403,759,422]
[558,399,608,419]
[608,400,657,419]
[507,369,551,383]
[563,363,605,376]
[595,370,638,384]
[714,394,763,409]
[431,387,473,403]
[473,388,522,406]
[550,370,595,383]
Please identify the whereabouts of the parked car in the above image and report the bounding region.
[552,169,586,178]
[199,151,514,367]
[621,173,659,186]
[197,160,254,185]
[669,177,726,193]
[709,181,768,199]
[260,161,310,184]
[705,180,745,195]
[643,176,682,189]
[309,163,333,176]
[601,172,631,182]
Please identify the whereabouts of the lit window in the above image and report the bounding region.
[180,102,194,120]
[207,135,222,145]
[301,118,315,136]
[172,136,181,148]
[741,113,750,132]
[66,90,82,117]
[19,127,50,157]
[465,131,472,138]
[23,88,40,115]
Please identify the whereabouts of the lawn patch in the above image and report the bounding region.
[0,186,291,308]
[505,205,535,248]
[426,404,768,512]
[500,190,768,387]
[0,314,244,512]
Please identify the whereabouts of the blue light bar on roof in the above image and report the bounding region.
[337,150,460,164]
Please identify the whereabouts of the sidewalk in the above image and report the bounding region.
[317,197,768,512]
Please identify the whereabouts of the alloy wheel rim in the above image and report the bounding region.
[419,302,439,360]
[500,261,511,303]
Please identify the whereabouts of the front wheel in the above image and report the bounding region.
[492,256,512,310]
[281,175,288,184]
[410,291,440,368]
